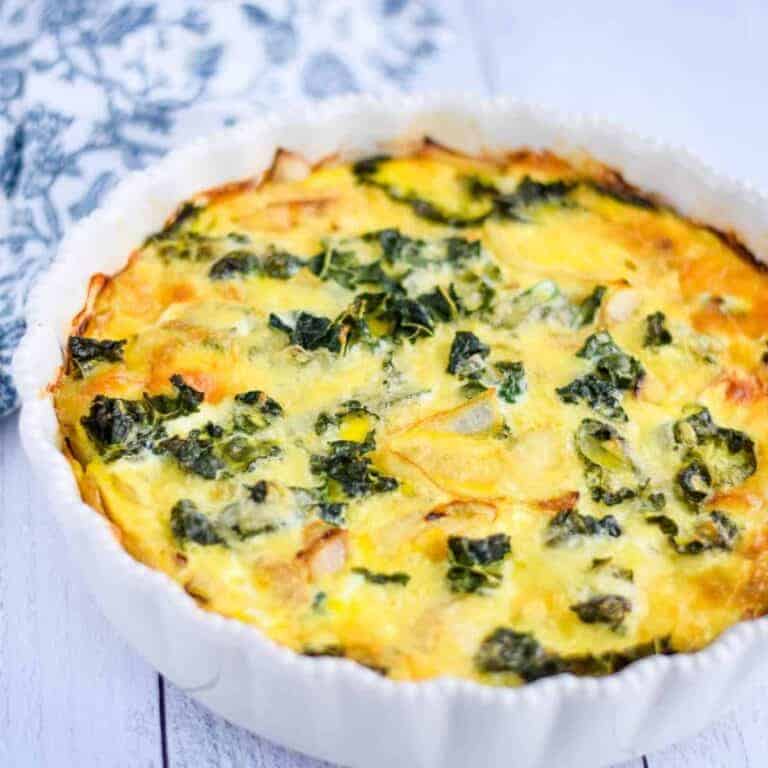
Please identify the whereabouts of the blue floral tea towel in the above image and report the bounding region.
[0,0,444,415]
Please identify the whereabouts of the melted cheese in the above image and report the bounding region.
[53,145,768,685]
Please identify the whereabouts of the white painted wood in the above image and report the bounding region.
[474,0,768,190]
[164,680,332,768]
[647,681,768,768]
[0,414,162,768]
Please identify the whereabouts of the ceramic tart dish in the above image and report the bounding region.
[13,95,768,768]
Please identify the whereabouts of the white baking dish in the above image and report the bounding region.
[13,94,768,768]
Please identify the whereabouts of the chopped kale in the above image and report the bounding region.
[385,295,435,340]
[447,331,490,376]
[362,228,425,265]
[352,154,390,177]
[448,534,511,566]
[444,237,482,264]
[218,436,281,474]
[494,176,574,220]
[557,374,627,422]
[558,331,643,420]
[310,432,397,499]
[353,155,493,228]
[676,459,713,506]
[269,311,339,352]
[475,628,673,681]
[674,510,738,554]
[594,352,645,391]
[446,533,511,594]
[577,330,623,361]
[474,629,562,681]
[573,286,607,327]
[81,376,203,460]
[314,400,378,436]
[672,406,756,498]
[644,311,673,347]
[68,336,126,378]
[646,510,739,555]
[352,567,410,586]
[418,285,460,323]
[261,249,303,279]
[247,480,269,503]
[170,499,223,546]
[145,374,204,420]
[495,361,527,404]
[229,390,284,438]
[545,509,621,546]
[158,430,225,479]
[147,202,202,241]
[575,419,647,505]
[208,251,260,279]
[81,395,161,461]
[570,594,631,630]
[317,502,347,526]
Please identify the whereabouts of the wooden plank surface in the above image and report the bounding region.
[0,415,162,768]
[3,1,768,766]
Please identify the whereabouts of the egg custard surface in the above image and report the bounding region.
[53,144,768,685]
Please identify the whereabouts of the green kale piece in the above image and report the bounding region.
[310,432,397,499]
[352,156,493,228]
[314,400,378,436]
[233,389,284,432]
[577,330,623,360]
[362,228,426,265]
[544,509,621,546]
[676,459,713,506]
[446,533,511,594]
[644,311,673,347]
[247,480,269,503]
[146,202,202,243]
[573,286,607,328]
[385,295,435,340]
[170,499,223,546]
[558,332,643,421]
[494,176,574,220]
[646,510,738,555]
[68,336,126,378]
[496,361,527,404]
[146,374,204,420]
[570,594,631,630]
[317,502,347,526]
[81,395,161,461]
[81,375,203,460]
[158,430,225,479]
[672,406,756,501]
[261,249,303,279]
[474,629,563,681]
[208,251,260,279]
[218,436,281,474]
[417,285,460,323]
[447,331,490,376]
[444,236,482,264]
[448,533,511,566]
[575,419,647,505]
[269,311,340,352]
[352,567,410,586]
[556,374,627,421]
[475,628,673,681]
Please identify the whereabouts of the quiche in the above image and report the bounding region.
[52,142,768,685]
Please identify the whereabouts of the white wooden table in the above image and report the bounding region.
[3,2,768,765]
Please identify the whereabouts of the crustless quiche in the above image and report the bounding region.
[53,142,768,684]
